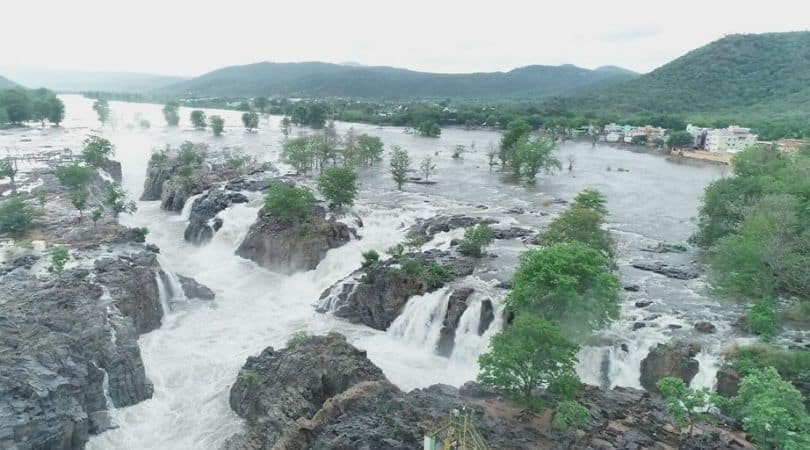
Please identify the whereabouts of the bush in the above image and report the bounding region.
[548,371,582,402]
[56,164,93,189]
[263,183,316,224]
[190,110,206,129]
[241,111,259,131]
[656,377,711,436]
[730,344,810,383]
[105,183,137,217]
[540,206,615,259]
[458,223,495,257]
[398,257,454,289]
[747,299,778,339]
[81,135,115,168]
[361,250,379,268]
[552,401,590,431]
[572,189,608,215]
[286,330,312,348]
[416,121,441,137]
[210,115,225,136]
[51,247,69,275]
[317,166,358,210]
[177,141,207,166]
[0,197,36,234]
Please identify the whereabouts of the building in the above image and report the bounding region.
[704,125,757,153]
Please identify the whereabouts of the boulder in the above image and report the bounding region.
[94,252,163,334]
[406,215,497,242]
[478,299,495,335]
[624,284,641,292]
[184,189,249,245]
[639,342,702,392]
[631,261,699,280]
[236,205,354,274]
[715,366,741,397]
[492,227,535,240]
[436,288,475,357]
[177,274,216,300]
[632,322,647,331]
[635,300,653,308]
[141,165,175,201]
[694,321,717,334]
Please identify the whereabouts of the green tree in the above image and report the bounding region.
[91,208,103,228]
[263,183,316,224]
[210,115,225,136]
[515,136,560,182]
[357,134,384,165]
[105,183,137,217]
[420,156,436,181]
[552,401,590,431]
[242,111,259,131]
[458,223,495,257]
[56,164,93,189]
[190,110,207,129]
[572,189,608,215]
[0,90,33,124]
[32,98,50,127]
[361,250,379,268]
[282,136,314,174]
[69,188,88,219]
[0,197,36,234]
[667,130,693,148]
[540,205,615,258]
[51,247,69,275]
[253,96,268,113]
[500,119,532,167]
[548,371,582,402]
[280,116,291,138]
[46,96,65,126]
[416,121,441,137]
[389,145,410,190]
[656,377,711,436]
[92,99,110,125]
[81,135,115,168]
[506,242,620,339]
[0,158,17,193]
[747,299,778,339]
[478,315,579,408]
[317,166,358,210]
[163,102,180,126]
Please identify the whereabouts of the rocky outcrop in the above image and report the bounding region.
[436,287,475,356]
[141,164,175,201]
[94,252,164,334]
[225,333,754,450]
[631,261,699,280]
[406,215,497,242]
[478,299,495,335]
[100,159,122,183]
[640,342,702,391]
[694,321,717,333]
[0,268,153,450]
[715,366,741,397]
[177,274,216,300]
[492,226,535,241]
[317,249,475,330]
[236,205,354,274]
[184,189,249,245]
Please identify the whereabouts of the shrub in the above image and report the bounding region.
[656,377,711,436]
[177,141,207,166]
[730,344,810,383]
[210,115,225,136]
[385,243,404,258]
[398,257,454,289]
[572,189,608,215]
[286,330,312,348]
[69,188,88,218]
[51,247,69,275]
[241,111,259,131]
[56,164,93,189]
[540,206,615,259]
[0,197,36,234]
[91,208,103,227]
[263,183,316,224]
[552,401,590,431]
[747,299,778,339]
[81,135,115,168]
[361,250,379,268]
[458,223,495,257]
[317,166,358,210]
[548,371,582,402]
[190,110,206,129]
[105,183,137,217]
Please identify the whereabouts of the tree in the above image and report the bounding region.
[506,242,620,339]
[92,99,110,125]
[540,204,615,258]
[416,121,441,137]
[280,117,291,138]
[81,135,115,168]
[282,136,314,174]
[56,164,93,189]
[51,247,69,275]
[515,136,560,182]
[452,144,466,159]
[242,111,259,131]
[357,134,384,165]
[69,188,88,219]
[458,223,495,257]
[263,183,316,224]
[667,130,693,149]
[0,90,33,123]
[0,158,17,194]
[163,102,180,126]
[500,119,532,167]
[0,197,36,234]
[487,143,498,171]
[317,166,358,210]
[420,156,436,180]
[253,96,268,113]
[478,315,579,408]
[105,183,137,217]
[630,135,648,145]
[548,371,582,402]
[210,115,225,136]
[572,189,608,215]
[46,96,65,126]
[91,208,103,228]
[552,401,590,431]
[32,98,50,127]
[656,377,711,436]
[389,145,410,190]
[190,110,207,129]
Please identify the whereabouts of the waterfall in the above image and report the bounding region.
[154,271,172,315]
[691,350,721,390]
[388,287,451,351]
[93,361,116,410]
[316,274,361,313]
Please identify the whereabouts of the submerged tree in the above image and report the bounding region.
[210,115,225,136]
[190,110,207,129]
[92,99,110,125]
[389,145,410,190]
[242,111,259,131]
[162,102,180,126]
[317,166,358,210]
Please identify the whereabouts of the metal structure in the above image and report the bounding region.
[424,407,488,450]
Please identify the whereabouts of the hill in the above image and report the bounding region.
[158,61,637,99]
[0,68,187,93]
[0,74,21,90]
[568,32,810,123]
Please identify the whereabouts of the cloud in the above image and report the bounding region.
[603,28,662,42]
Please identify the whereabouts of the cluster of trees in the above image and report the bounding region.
[416,121,441,137]
[477,189,618,431]
[0,88,65,127]
[498,119,560,182]
[282,126,384,174]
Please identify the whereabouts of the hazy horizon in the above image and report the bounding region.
[1,0,808,78]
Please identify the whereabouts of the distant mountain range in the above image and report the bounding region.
[156,62,639,99]
[0,68,187,93]
[0,75,20,90]
[567,31,810,121]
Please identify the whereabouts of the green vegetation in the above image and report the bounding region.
[355,134,384,166]
[317,166,357,210]
[0,197,36,234]
[655,377,711,436]
[69,188,88,219]
[515,136,560,182]
[416,121,441,137]
[162,102,180,126]
[241,111,259,131]
[282,136,313,174]
[389,146,410,190]
[398,257,454,289]
[547,371,582,402]
[91,208,102,227]
[56,164,93,189]
[729,344,810,384]
[552,401,590,431]
[499,119,532,168]
[747,299,778,339]
[210,115,225,136]
[539,189,614,258]
[0,88,64,126]
[92,99,110,125]
[50,247,69,275]
[177,141,208,166]
[286,330,313,348]
[105,183,137,217]
[458,223,495,257]
[190,110,206,129]
[81,135,115,168]
[478,315,578,409]
[291,102,327,128]
[263,183,316,224]
[361,250,379,268]
[419,157,435,181]
[253,96,268,113]
[667,130,693,148]
[0,158,17,193]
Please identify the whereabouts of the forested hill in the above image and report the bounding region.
[157,61,638,99]
[567,32,810,121]
[0,68,186,93]
[0,75,21,90]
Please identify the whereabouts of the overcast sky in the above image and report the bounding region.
[2,0,807,76]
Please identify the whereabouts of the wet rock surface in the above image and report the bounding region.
[93,252,164,334]
[640,342,702,391]
[184,188,249,245]
[631,261,699,280]
[317,249,475,330]
[436,287,475,356]
[406,215,497,241]
[236,205,354,274]
[177,274,216,300]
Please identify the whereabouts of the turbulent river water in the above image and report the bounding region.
[1,95,740,449]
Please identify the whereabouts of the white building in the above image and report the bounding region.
[704,125,757,153]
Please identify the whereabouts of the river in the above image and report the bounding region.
[1,95,738,449]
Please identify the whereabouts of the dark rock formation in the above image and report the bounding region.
[436,288,475,357]
[478,299,495,335]
[635,300,653,308]
[642,242,688,253]
[631,261,699,280]
[624,284,641,292]
[632,322,647,331]
[223,171,277,192]
[715,366,741,397]
[236,205,354,274]
[640,342,702,392]
[99,159,122,183]
[0,254,40,275]
[317,249,475,330]
[94,252,163,334]
[177,274,216,300]
[184,189,249,245]
[0,268,153,450]
[406,215,497,242]
[492,226,535,240]
[694,321,717,334]
[141,164,174,201]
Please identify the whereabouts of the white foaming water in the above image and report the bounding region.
[388,287,452,351]
[691,350,721,390]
